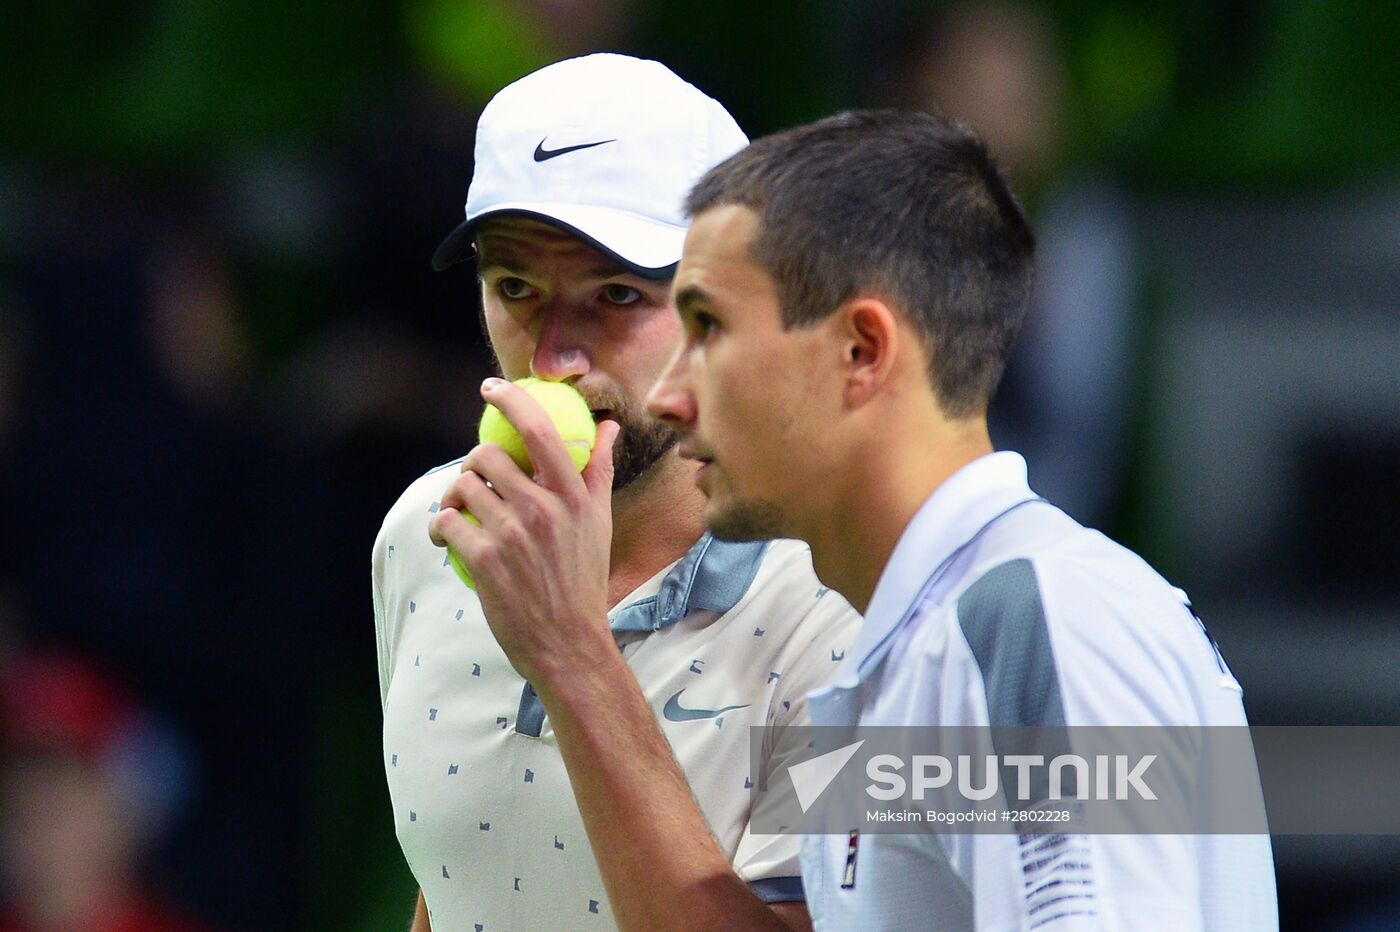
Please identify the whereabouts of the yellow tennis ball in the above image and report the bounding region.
[449,547,472,588]
[448,378,596,589]
[477,377,596,473]
[446,512,480,589]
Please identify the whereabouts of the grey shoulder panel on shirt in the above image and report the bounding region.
[955,558,1066,728]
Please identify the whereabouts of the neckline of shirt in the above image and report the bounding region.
[609,534,771,634]
[845,451,1037,674]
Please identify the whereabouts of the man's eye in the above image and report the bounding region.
[602,283,641,305]
[498,277,533,300]
[693,312,720,335]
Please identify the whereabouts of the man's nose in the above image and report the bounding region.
[646,351,696,428]
[529,304,590,382]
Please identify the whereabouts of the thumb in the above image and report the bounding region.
[583,419,620,499]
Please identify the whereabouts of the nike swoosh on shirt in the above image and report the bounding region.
[662,688,750,722]
[533,138,616,161]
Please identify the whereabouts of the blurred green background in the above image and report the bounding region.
[1,2,1396,930]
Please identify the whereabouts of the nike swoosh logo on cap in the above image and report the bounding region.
[533,137,617,162]
[662,688,750,722]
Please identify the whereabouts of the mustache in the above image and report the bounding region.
[579,387,671,433]
[577,386,629,418]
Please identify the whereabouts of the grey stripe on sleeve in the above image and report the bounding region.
[959,559,1096,922]
[955,558,1065,728]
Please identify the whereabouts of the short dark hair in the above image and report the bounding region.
[685,109,1035,418]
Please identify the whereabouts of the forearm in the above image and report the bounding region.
[534,645,799,932]
[410,889,430,932]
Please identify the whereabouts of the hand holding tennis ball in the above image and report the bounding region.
[448,378,597,588]
[477,378,597,472]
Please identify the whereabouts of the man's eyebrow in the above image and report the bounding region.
[475,256,521,274]
[474,243,525,273]
[585,262,636,279]
[673,284,709,313]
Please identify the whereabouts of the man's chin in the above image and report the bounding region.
[704,498,787,543]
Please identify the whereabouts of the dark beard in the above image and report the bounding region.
[607,403,677,491]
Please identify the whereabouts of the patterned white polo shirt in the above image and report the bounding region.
[373,459,860,930]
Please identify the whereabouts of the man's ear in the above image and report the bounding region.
[838,297,900,408]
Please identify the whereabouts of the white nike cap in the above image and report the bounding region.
[431,53,748,277]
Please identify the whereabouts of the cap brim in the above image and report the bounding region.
[431,204,684,280]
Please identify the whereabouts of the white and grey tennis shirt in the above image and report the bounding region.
[801,452,1278,931]
[373,460,860,930]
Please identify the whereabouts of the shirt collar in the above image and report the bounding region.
[844,451,1038,675]
[610,533,770,634]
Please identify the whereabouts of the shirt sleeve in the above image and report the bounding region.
[371,517,395,713]
[1035,550,1217,929]
[374,461,463,714]
[731,582,862,898]
[950,552,1216,930]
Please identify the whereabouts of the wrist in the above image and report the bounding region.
[527,629,633,715]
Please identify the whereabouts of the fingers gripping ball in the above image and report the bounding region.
[448,378,597,588]
[478,377,597,472]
